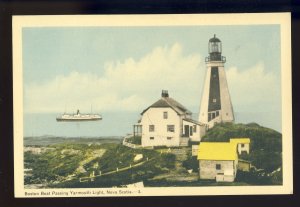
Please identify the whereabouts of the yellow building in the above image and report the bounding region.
[197,138,251,182]
[230,138,250,155]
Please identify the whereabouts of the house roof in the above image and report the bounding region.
[141,97,192,115]
[230,138,251,144]
[183,118,204,125]
[197,142,238,161]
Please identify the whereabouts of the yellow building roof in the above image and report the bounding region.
[197,142,238,161]
[230,138,251,144]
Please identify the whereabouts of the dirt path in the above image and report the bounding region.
[79,157,154,182]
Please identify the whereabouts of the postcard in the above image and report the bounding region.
[13,13,292,197]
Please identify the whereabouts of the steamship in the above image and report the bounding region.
[56,109,102,122]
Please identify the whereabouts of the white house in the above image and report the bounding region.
[135,90,206,147]
[197,138,251,182]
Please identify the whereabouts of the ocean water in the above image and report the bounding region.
[24,112,141,137]
[24,111,281,138]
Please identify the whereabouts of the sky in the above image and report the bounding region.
[22,25,282,135]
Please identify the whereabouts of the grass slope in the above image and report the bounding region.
[25,142,176,188]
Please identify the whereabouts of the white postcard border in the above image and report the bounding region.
[13,13,292,197]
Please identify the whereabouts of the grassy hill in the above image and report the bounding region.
[24,142,176,188]
[201,122,282,184]
[24,123,283,187]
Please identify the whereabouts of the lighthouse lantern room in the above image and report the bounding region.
[206,34,226,62]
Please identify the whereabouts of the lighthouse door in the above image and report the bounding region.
[184,125,190,137]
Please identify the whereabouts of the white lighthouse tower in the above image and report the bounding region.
[199,35,234,128]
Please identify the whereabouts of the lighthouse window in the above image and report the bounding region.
[212,43,218,52]
[150,137,154,140]
[212,113,216,119]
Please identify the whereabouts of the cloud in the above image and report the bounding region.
[24,43,204,113]
[226,62,280,112]
[24,43,280,116]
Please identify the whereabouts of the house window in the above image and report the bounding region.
[241,143,245,148]
[167,125,175,132]
[163,112,168,119]
[193,125,197,133]
[150,137,154,140]
[216,164,221,170]
[167,137,172,140]
[216,111,219,116]
[190,126,193,136]
[149,125,155,132]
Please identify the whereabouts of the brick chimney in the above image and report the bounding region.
[161,90,169,98]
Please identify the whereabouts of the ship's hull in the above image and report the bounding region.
[56,117,102,122]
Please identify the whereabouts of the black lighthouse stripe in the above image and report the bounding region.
[208,67,221,112]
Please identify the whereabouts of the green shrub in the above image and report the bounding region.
[236,170,272,185]
[271,169,283,185]
[182,156,198,171]
[160,153,176,169]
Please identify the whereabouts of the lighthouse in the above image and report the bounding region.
[199,35,234,128]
